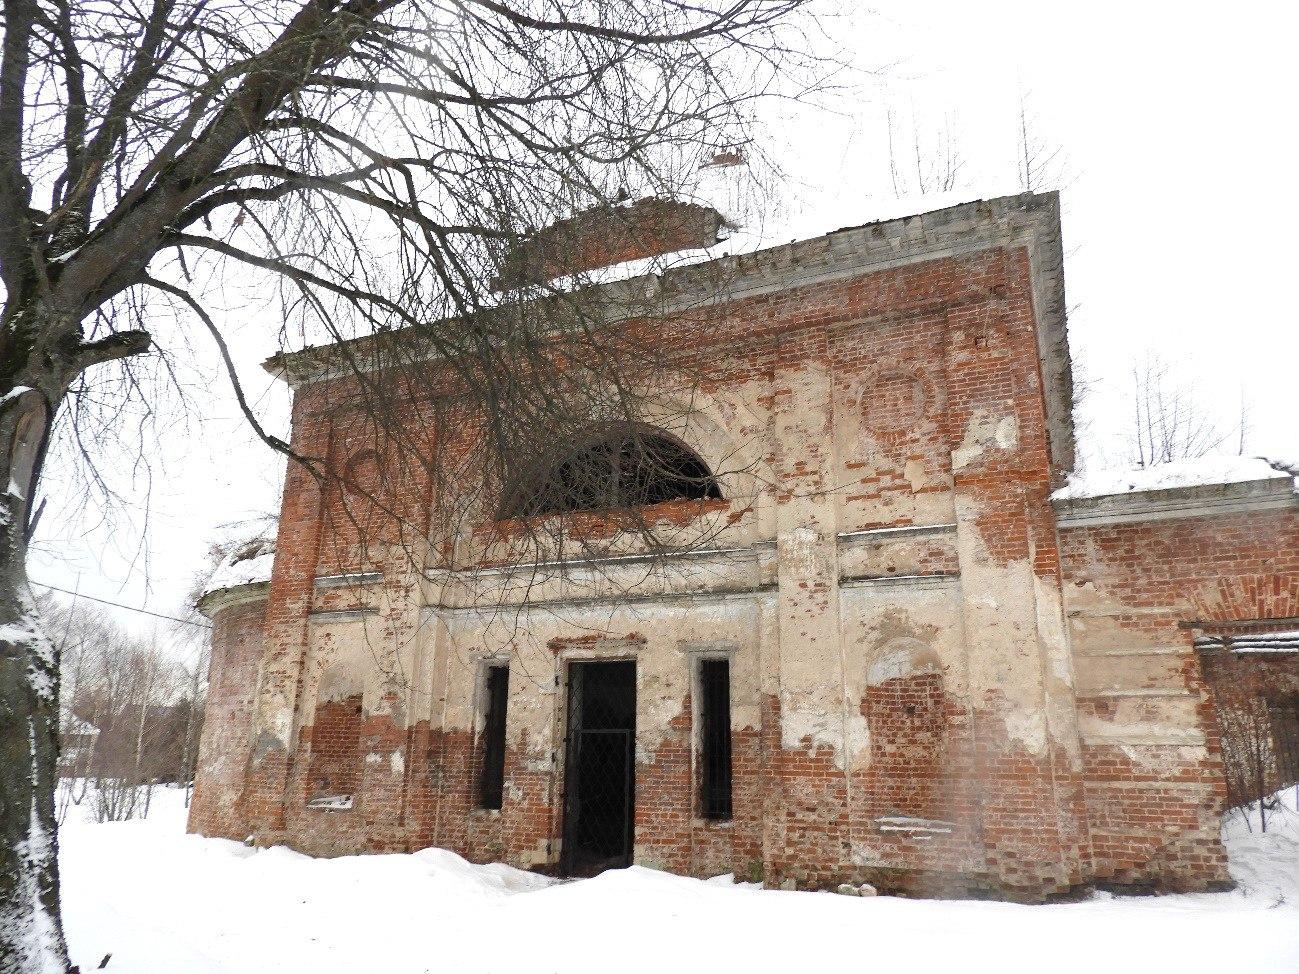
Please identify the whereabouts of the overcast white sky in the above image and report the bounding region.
[29,0,1299,637]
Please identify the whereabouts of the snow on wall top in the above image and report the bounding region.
[199,516,278,602]
[1052,456,1298,501]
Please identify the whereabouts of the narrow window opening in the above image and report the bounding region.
[479,665,509,810]
[698,658,733,820]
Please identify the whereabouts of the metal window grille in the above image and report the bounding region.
[562,660,637,876]
[479,665,509,810]
[698,658,733,820]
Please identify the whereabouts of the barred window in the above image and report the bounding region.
[698,658,733,820]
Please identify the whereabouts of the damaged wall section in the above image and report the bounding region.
[187,193,1288,901]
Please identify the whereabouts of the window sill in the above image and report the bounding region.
[485,497,732,542]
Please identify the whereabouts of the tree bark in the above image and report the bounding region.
[0,380,71,973]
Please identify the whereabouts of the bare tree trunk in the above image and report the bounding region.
[1256,714,1268,833]
[131,667,150,800]
[180,648,205,808]
[1,381,72,972]
[0,4,817,966]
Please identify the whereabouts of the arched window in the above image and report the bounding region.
[501,425,721,518]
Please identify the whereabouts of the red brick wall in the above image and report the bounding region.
[503,197,723,283]
[188,596,267,840]
[1058,506,1299,891]
[861,674,955,811]
[214,243,1087,893]
[305,694,363,800]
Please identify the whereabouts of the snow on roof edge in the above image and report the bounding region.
[1051,456,1298,502]
[198,517,278,605]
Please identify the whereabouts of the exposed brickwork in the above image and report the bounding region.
[853,673,984,894]
[304,694,363,801]
[189,195,1291,900]
[501,197,725,284]
[187,597,266,840]
[1058,506,1299,892]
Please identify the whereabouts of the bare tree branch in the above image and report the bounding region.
[0,3,822,967]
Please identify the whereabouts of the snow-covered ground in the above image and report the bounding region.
[60,787,1299,974]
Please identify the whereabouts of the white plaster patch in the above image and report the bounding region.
[951,408,1019,471]
[1002,709,1048,755]
[904,458,926,490]
[876,816,955,834]
[266,711,293,748]
[845,710,871,769]
[780,706,846,769]
[1080,719,1206,747]
[866,639,941,686]
[781,525,826,580]
[994,414,1018,450]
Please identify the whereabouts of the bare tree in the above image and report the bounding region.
[1210,651,1281,832]
[0,3,821,968]
[1125,352,1230,468]
[176,637,207,809]
[1016,89,1066,194]
[885,106,964,198]
[40,593,191,825]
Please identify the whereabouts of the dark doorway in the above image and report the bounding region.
[561,660,636,877]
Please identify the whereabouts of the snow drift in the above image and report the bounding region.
[57,787,1299,974]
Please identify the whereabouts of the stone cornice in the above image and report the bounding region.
[1053,476,1299,528]
[196,580,270,619]
[422,544,755,581]
[422,584,775,618]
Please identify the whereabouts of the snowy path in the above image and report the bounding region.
[59,788,1299,974]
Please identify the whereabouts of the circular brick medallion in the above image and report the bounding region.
[860,363,941,443]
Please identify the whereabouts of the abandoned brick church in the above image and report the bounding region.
[188,192,1299,899]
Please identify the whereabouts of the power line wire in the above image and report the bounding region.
[27,580,212,629]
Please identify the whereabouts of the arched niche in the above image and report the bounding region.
[499,422,722,519]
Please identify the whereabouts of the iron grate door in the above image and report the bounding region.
[561,660,636,877]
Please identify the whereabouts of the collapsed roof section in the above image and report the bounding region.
[494,197,730,288]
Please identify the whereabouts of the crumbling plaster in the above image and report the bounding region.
[191,193,1250,896]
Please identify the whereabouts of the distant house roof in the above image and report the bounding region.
[59,709,99,738]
